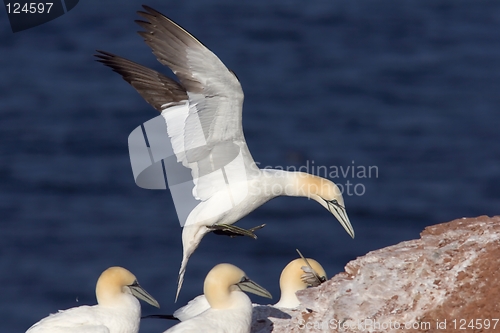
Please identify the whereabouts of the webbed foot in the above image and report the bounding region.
[209,224,266,239]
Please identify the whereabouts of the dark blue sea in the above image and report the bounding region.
[1,0,499,332]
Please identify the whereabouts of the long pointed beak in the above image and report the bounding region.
[237,278,272,299]
[328,201,355,238]
[129,282,160,308]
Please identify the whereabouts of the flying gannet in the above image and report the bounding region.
[162,263,271,333]
[25,266,160,333]
[95,5,355,301]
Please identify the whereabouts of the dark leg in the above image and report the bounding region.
[209,224,266,239]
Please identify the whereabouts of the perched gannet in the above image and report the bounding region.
[25,266,160,333]
[274,256,327,308]
[163,263,272,333]
[145,252,326,322]
[96,5,355,300]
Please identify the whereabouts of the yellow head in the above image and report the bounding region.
[95,266,159,308]
[295,174,354,238]
[203,263,272,309]
[275,257,327,308]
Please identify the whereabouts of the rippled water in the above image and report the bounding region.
[1,0,500,331]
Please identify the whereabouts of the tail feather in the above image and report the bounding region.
[175,224,210,302]
[175,257,189,302]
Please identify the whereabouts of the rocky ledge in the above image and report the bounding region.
[252,216,500,333]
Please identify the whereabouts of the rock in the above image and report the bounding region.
[252,216,500,333]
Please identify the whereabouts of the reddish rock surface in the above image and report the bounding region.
[252,216,500,333]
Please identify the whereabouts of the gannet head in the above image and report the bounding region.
[275,257,327,308]
[316,192,354,239]
[95,266,160,308]
[303,176,355,238]
[204,263,272,309]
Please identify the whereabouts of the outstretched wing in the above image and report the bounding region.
[136,5,246,157]
[97,7,257,209]
[136,7,259,203]
[95,50,187,111]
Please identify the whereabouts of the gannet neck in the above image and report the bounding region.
[261,170,354,238]
[260,170,338,199]
[275,258,326,308]
[203,263,246,310]
[96,267,137,306]
[294,171,341,200]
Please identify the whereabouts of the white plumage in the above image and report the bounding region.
[25,267,159,333]
[96,5,355,301]
[164,263,271,333]
[146,255,326,324]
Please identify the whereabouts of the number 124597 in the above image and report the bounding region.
[6,3,54,14]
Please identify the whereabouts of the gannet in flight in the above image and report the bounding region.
[95,5,354,301]
[162,263,271,333]
[25,266,159,333]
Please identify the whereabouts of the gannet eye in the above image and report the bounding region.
[240,276,249,283]
[328,199,344,210]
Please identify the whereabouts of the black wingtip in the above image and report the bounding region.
[93,51,126,78]
[94,50,111,60]
[137,4,161,21]
[141,4,162,16]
